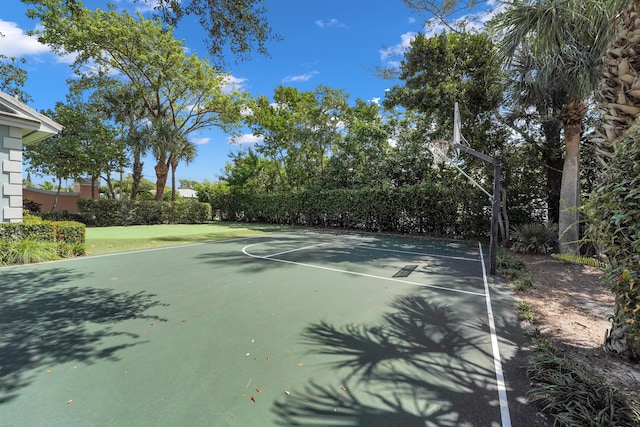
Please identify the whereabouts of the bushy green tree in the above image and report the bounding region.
[383,30,505,157]
[27,4,245,201]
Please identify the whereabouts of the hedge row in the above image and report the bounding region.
[0,217,85,245]
[78,199,212,227]
[210,185,492,237]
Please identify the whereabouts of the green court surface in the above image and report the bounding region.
[0,230,547,426]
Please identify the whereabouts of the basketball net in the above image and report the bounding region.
[429,103,463,166]
[428,140,453,166]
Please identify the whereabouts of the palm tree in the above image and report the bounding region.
[492,0,626,254]
[147,117,182,202]
[590,0,640,359]
[501,47,566,223]
[102,85,150,200]
[596,0,640,149]
[169,137,197,201]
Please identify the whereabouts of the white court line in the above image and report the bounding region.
[354,244,479,262]
[242,243,485,297]
[263,243,327,258]
[478,242,512,427]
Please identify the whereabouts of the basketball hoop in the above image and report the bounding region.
[428,139,453,166]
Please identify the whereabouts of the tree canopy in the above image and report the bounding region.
[26,4,246,200]
[21,0,279,66]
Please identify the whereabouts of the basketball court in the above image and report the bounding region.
[0,230,547,426]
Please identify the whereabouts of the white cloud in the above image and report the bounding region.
[222,75,247,94]
[315,18,347,29]
[0,20,50,57]
[369,97,381,105]
[229,133,263,146]
[423,1,505,36]
[0,20,78,65]
[115,0,158,14]
[282,71,319,83]
[379,31,416,65]
[191,137,211,145]
[408,17,416,24]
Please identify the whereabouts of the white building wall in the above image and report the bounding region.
[1,125,23,222]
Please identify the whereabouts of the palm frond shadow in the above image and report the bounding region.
[273,381,427,427]
[0,268,167,404]
[274,294,500,425]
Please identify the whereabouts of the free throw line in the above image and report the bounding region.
[242,243,485,297]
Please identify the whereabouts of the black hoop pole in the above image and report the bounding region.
[450,142,501,275]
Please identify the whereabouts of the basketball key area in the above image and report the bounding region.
[0,231,543,426]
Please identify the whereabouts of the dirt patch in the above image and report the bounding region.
[510,253,640,409]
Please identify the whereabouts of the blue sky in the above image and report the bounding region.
[1,0,495,186]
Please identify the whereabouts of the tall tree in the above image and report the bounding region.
[149,0,279,65]
[325,99,390,189]
[402,0,493,33]
[25,104,86,211]
[500,45,566,223]
[26,5,245,200]
[22,0,279,67]
[383,31,504,154]
[100,83,150,200]
[221,149,280,192]
[492,0,625,254]
[245,85,350,191]
[169,136,197,201]
[0,31,31,103]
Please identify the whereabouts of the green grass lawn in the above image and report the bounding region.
[85,222,290,255]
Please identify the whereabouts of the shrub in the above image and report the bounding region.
[23,199,42,213]
[39,210,82,221]
[210,184,461,235]
[585,122,640,357]
[77,199,212,226]
[513,276,535,292]
[10,238,59,264]
[0,240,15,265]
[528,341,640,425]
[497,248,526,270]
[53,221,86,244]
[0,219,86,265]
[0,221,55,242]
[510,223,558,254]
[516,300,534,321]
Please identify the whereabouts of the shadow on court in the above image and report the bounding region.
[0,267,167,405]
[271,294,500,426]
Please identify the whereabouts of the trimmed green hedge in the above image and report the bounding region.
[0,218,85,244]
[78,199,212,226]
[209,184,490,237]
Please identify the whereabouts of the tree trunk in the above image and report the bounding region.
[105,175,116,199]
[605,303,640,360]
[52,177,62,213]
[155,160,169,201]
[90,175,99,199]
[171,159,177,202]
[131,151,143,201]
[557,100,586,255]
[541,118,563,224]
[500,187,510,246]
